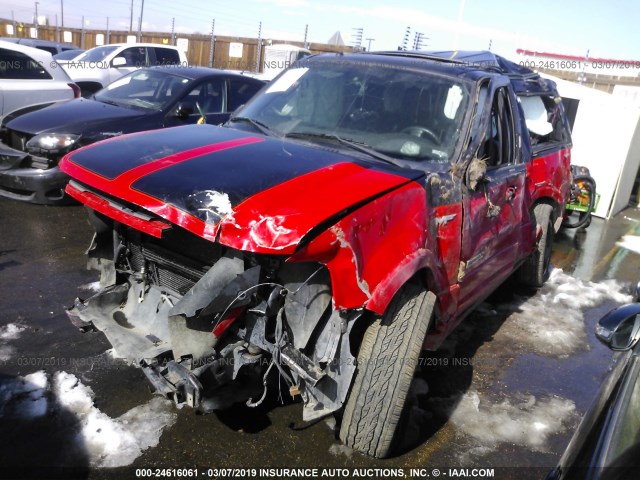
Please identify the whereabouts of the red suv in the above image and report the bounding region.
[60,51,571,458]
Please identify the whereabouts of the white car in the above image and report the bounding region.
[61,43,188,97]
[0,40,80,120]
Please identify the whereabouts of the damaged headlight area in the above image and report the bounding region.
[67,209,359,421]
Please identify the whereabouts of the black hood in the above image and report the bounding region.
[6,98,149,135]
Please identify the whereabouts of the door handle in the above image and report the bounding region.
[506,186,517,202]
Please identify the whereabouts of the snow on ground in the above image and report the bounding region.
[429,389,578,463]
[447,390,577,451]
[0,371,176,467]
[0,371,49,418]
[0,323,26,361]
[617,234,640,255]
[486,269,632,357]
[328,443,355,458]
[0,323,26,340]
[78,281,102,293]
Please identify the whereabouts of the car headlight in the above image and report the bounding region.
[26,133,80,154]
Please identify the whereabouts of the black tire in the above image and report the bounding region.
[519,203,554,288]
[339,284,436,458]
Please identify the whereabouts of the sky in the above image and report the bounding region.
[2,0,639,61]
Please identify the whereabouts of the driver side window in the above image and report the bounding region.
[120,47,147,67]
[184,79,226,114]
[479,87,515,168]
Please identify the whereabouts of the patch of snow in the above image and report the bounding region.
[445,390,578,452]
[324,416,336,431]
[0,345,15,362]
[79,281,102,293]
[488,269,632,357]
[0,370,49,419]
[0,371,176,467]
[328,443,355,458]
[617,235,640,255]
[54,371,95,414]
[52,372,176,467]
[25,371,48,390]
[0,323,26,340]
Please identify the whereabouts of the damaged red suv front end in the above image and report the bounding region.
[60,51,571,458]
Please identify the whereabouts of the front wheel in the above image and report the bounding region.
[339,284,436,458]
[519,203,554,288]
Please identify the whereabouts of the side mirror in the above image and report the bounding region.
[173,102,195,120]
[112,57,126,67]
[466,156,488,191]
[595,304,640,351]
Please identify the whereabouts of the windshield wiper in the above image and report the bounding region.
[228,116,276,137]
[285,131,402,167]
[96,98,121,107]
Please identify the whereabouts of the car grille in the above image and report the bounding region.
[8,130,31,152]
[128,240,208,296]
[75,182,220,297]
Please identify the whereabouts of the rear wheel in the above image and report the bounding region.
[519,203,554,288]
[339,284,435,458]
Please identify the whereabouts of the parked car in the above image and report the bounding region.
[0,37,79,56]
[548,301,640,480]
[0,40,80,121]
[52,49,85,61]
[0,66,264,204]
[59,51,572,458]
[61,43,188,97]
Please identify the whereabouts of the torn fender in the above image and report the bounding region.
[292,181,446,314]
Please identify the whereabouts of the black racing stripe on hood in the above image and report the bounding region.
[129,136,363,221]
[69,125,253,180]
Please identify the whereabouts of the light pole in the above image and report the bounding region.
[60,0,64,29]
[137,0,145,41]
[34,2,39,37]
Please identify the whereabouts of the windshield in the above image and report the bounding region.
[235,59,470,162]
[93,70,192,111]
[74,45,119,63]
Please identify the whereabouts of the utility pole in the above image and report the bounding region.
[351,27,363,49]
[413,32,426,50]
[365,38,375,51]
[303,24,308,49]
[34,2,39,37]
[60,0,64,29]
[171,18,175,45]
[255,21,262,73]
[81,15,85,49]
[208,18,215,68]
[106,16,110,44]
[401,26,411,50]
[137,0,145,42]
[130,0,134,32]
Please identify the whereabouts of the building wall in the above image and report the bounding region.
[543,74,640,218]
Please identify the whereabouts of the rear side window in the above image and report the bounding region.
[153,48,180,65]
[0,49,52,80]
[519,94,571,154]
[118,47,147,67]
[228,79,263,112]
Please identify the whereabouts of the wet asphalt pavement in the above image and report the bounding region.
[1,198,640,480]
